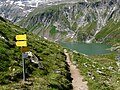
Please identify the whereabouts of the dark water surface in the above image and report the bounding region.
[60,42,113,55]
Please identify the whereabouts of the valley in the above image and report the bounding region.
[0,0,120,90]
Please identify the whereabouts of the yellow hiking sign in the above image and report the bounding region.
[15,34,27,47]
[16,34,27,40]
[16,41,27,47]
[15,34,28,82]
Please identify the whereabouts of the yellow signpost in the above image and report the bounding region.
[15,34,27,82]
[15,34,27,47]
[16,41,27,47]
[16,34,27,40]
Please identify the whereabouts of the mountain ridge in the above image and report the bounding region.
[0,0,85,22]
[19,0,120,44]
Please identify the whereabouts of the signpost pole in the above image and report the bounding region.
[22,47,26,82]
[16,34,27,82]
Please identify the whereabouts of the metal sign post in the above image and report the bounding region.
[22,51,26,81]
[16,34,28,82]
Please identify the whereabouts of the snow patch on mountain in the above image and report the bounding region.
[0,0,64,22]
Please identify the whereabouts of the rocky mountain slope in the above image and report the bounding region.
[0,0,82,22]
[0,16,72,89]
[19,0,120,44]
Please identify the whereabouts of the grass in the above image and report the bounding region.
[72,22,78,31]
[1,15,120,90]
[50,25,58,36]
[60,15,70,28]
[70,51,120,90]
[76,20,97,41]
[0,16,72,89]
[96,20,120,44]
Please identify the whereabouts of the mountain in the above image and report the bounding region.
[0,16,72,89]
[0,0,58,22]
[0,0,83,22]
[18,0,120,44]
[0,16,120,90]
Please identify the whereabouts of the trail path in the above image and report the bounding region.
[64,49,88,90]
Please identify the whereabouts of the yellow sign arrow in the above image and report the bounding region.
[16,41,27,47]
[16,34,27,40]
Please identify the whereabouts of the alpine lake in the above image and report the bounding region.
[60,42,114,55]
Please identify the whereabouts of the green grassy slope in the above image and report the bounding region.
[0,16,72,90]
[71,51,120,90]
[96,20,120,44]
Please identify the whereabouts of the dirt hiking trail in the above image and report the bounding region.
[64,49,88,90]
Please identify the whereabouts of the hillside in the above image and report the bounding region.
[19,0,120,44]
[0,16,72,89]
[71,51,120,90]
[0,16,120,90]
